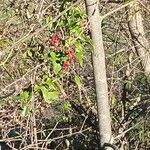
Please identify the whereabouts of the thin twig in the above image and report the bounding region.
[41,122,59,149]
[138,0,150,13]
[0,0,82,67]
[101,0,134,20]
[114,122,141,140]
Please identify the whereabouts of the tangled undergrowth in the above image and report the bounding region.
[0,0,150,149]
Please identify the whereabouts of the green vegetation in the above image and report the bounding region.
[0,0,149,149]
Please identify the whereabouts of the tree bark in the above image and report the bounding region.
[127,0,150,75]
[85,0,113,149]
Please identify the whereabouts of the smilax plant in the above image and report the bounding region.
[36,6,88,104]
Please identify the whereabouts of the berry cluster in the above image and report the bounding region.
[48,32,62,49]
[48,32,76,72]
[63,47,76,71]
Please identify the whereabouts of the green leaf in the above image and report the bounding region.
[20,91,30,100]
[14,91,31,108]
[65,139,70,148]
[34,84,41,91]
[70,26,82,35]
[40,86,59,103]
[45,77,57,90]
[47,139,54,144]
[50,52,57,62]
[46,16,53,30]
[74,41,83,50]
[47,91,59,101]
[53,63,61,75]
[74,75,82,89]
[111,95,117,106]
[49,52,62,74]
[12,95,21,101]
[27,50,33,57]
[63,102,71,111]
[75,51,84,66]
[21,106,30,117]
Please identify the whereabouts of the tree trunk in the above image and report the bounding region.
[85,0,113,149]
[127,0,150,75]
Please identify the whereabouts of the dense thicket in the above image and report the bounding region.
[0,0,149,149]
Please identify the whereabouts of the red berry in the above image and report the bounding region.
[48,32,62,47]
[63,61,70,72]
